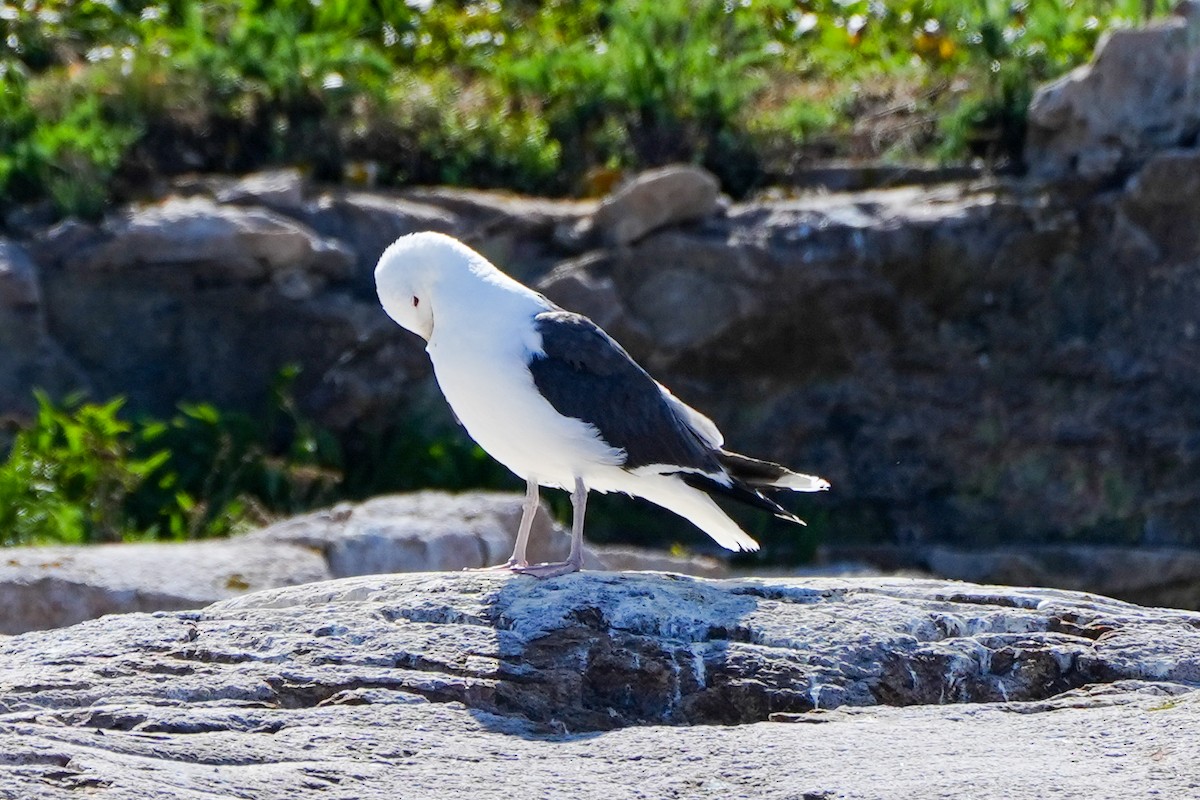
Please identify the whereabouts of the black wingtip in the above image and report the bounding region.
[715,450,792,486]
[680,472,806,526]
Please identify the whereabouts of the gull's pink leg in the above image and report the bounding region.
[468,477,538,570]
[513,477,586,578]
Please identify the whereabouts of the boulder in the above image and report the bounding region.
[247,491,603,574]
[54,196,354,293]
[0,491,735,634]
[593,184,1016,369]
[28,198,418,423]
[0,538,328,635]
[246,492,734,577]
[214,167,308,214]
[1026,17,1200,178]
[0,491,563,633]
[591,164,721,246]
[0,573,1195,798]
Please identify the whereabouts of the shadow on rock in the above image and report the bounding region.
[473,571,1200,732]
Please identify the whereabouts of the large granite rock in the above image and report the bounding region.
[1026,16,1200,178]
[247,490,600,574]
[0,491,561,633]
[214,167,308,214]
[53,196,354,292]
[28,195,426,426]
[590,164,722,246]
[0,573,1195,798]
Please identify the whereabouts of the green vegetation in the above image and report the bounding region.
[0,377,509,547]
[2,0,1172,217]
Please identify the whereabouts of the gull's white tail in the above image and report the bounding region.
[602,473,761,553]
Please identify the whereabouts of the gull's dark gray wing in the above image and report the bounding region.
[528,310,720,473]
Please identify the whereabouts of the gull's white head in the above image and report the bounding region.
[374,231,483,341]
[376,231,545,343]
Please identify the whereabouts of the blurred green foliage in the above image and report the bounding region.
[0,372,505,546]
[0,1,1169,215]
[0,393,167,545]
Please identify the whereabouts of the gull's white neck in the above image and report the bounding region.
[425,260,551,358]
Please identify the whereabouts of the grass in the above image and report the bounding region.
[1,0,1173,218]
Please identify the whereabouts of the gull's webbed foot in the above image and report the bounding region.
[511,556,583,579]
[465,557,529,572]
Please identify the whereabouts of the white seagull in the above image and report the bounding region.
[375,231,829,577]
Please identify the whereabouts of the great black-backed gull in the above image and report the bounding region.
[375,231,829,577]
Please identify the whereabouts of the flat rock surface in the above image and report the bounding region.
[0,539,329,635]
[0,572,1196,798]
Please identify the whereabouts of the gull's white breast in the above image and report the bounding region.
[427,314,624,490]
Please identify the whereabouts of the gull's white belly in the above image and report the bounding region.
[429,337,623,489]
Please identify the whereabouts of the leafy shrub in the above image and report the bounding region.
[0,393,167,545]
[33,97,140,219]
[0,374,513,546]
[498,0,771,191]
[354,71,563,193]
[0,389,324,545]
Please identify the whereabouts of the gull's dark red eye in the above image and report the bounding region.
[412,296,420,308]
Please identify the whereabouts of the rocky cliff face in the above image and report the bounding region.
[0,573,1196,798]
